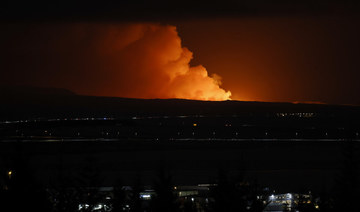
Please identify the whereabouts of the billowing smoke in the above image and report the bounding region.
[1,23,231,100]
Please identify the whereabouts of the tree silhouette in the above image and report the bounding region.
[0,146,52,212]
[112,181,127,212]
[209,168,247,212]
[333,140,359,211]
[130,176,144,212]
[77,156,105,212]
[53,188,81,212]
[209,168,264,212]
[150,168,179,212]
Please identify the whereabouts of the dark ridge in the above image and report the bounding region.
[0,85,76,97]
[0,86,359,120]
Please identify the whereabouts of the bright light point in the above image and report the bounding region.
[140,194,151,200]
[94,204,103,210]
[287,193,292,199]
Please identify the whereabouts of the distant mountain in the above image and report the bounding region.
[0,85,76,97]
[0,86,359,120]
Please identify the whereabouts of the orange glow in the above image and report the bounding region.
[292,101,325,105]
[93,24,231,100]
[4,17,359,104]
[0,23,231,101]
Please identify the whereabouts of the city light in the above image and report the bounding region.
[140,194,151,200]
[287,193,292,199]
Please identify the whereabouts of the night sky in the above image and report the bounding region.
[1,1,360,104]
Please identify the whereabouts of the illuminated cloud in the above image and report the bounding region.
[99,24,231,100]
[1,23,231,101]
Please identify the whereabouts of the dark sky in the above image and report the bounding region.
[176,16,360,104]
[1,1,360,104]
[2,1,360,21]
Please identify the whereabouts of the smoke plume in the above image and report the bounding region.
[1,23,231,100]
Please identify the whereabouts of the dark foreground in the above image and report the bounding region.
[0,92,359,211]
[0,138,359,211]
